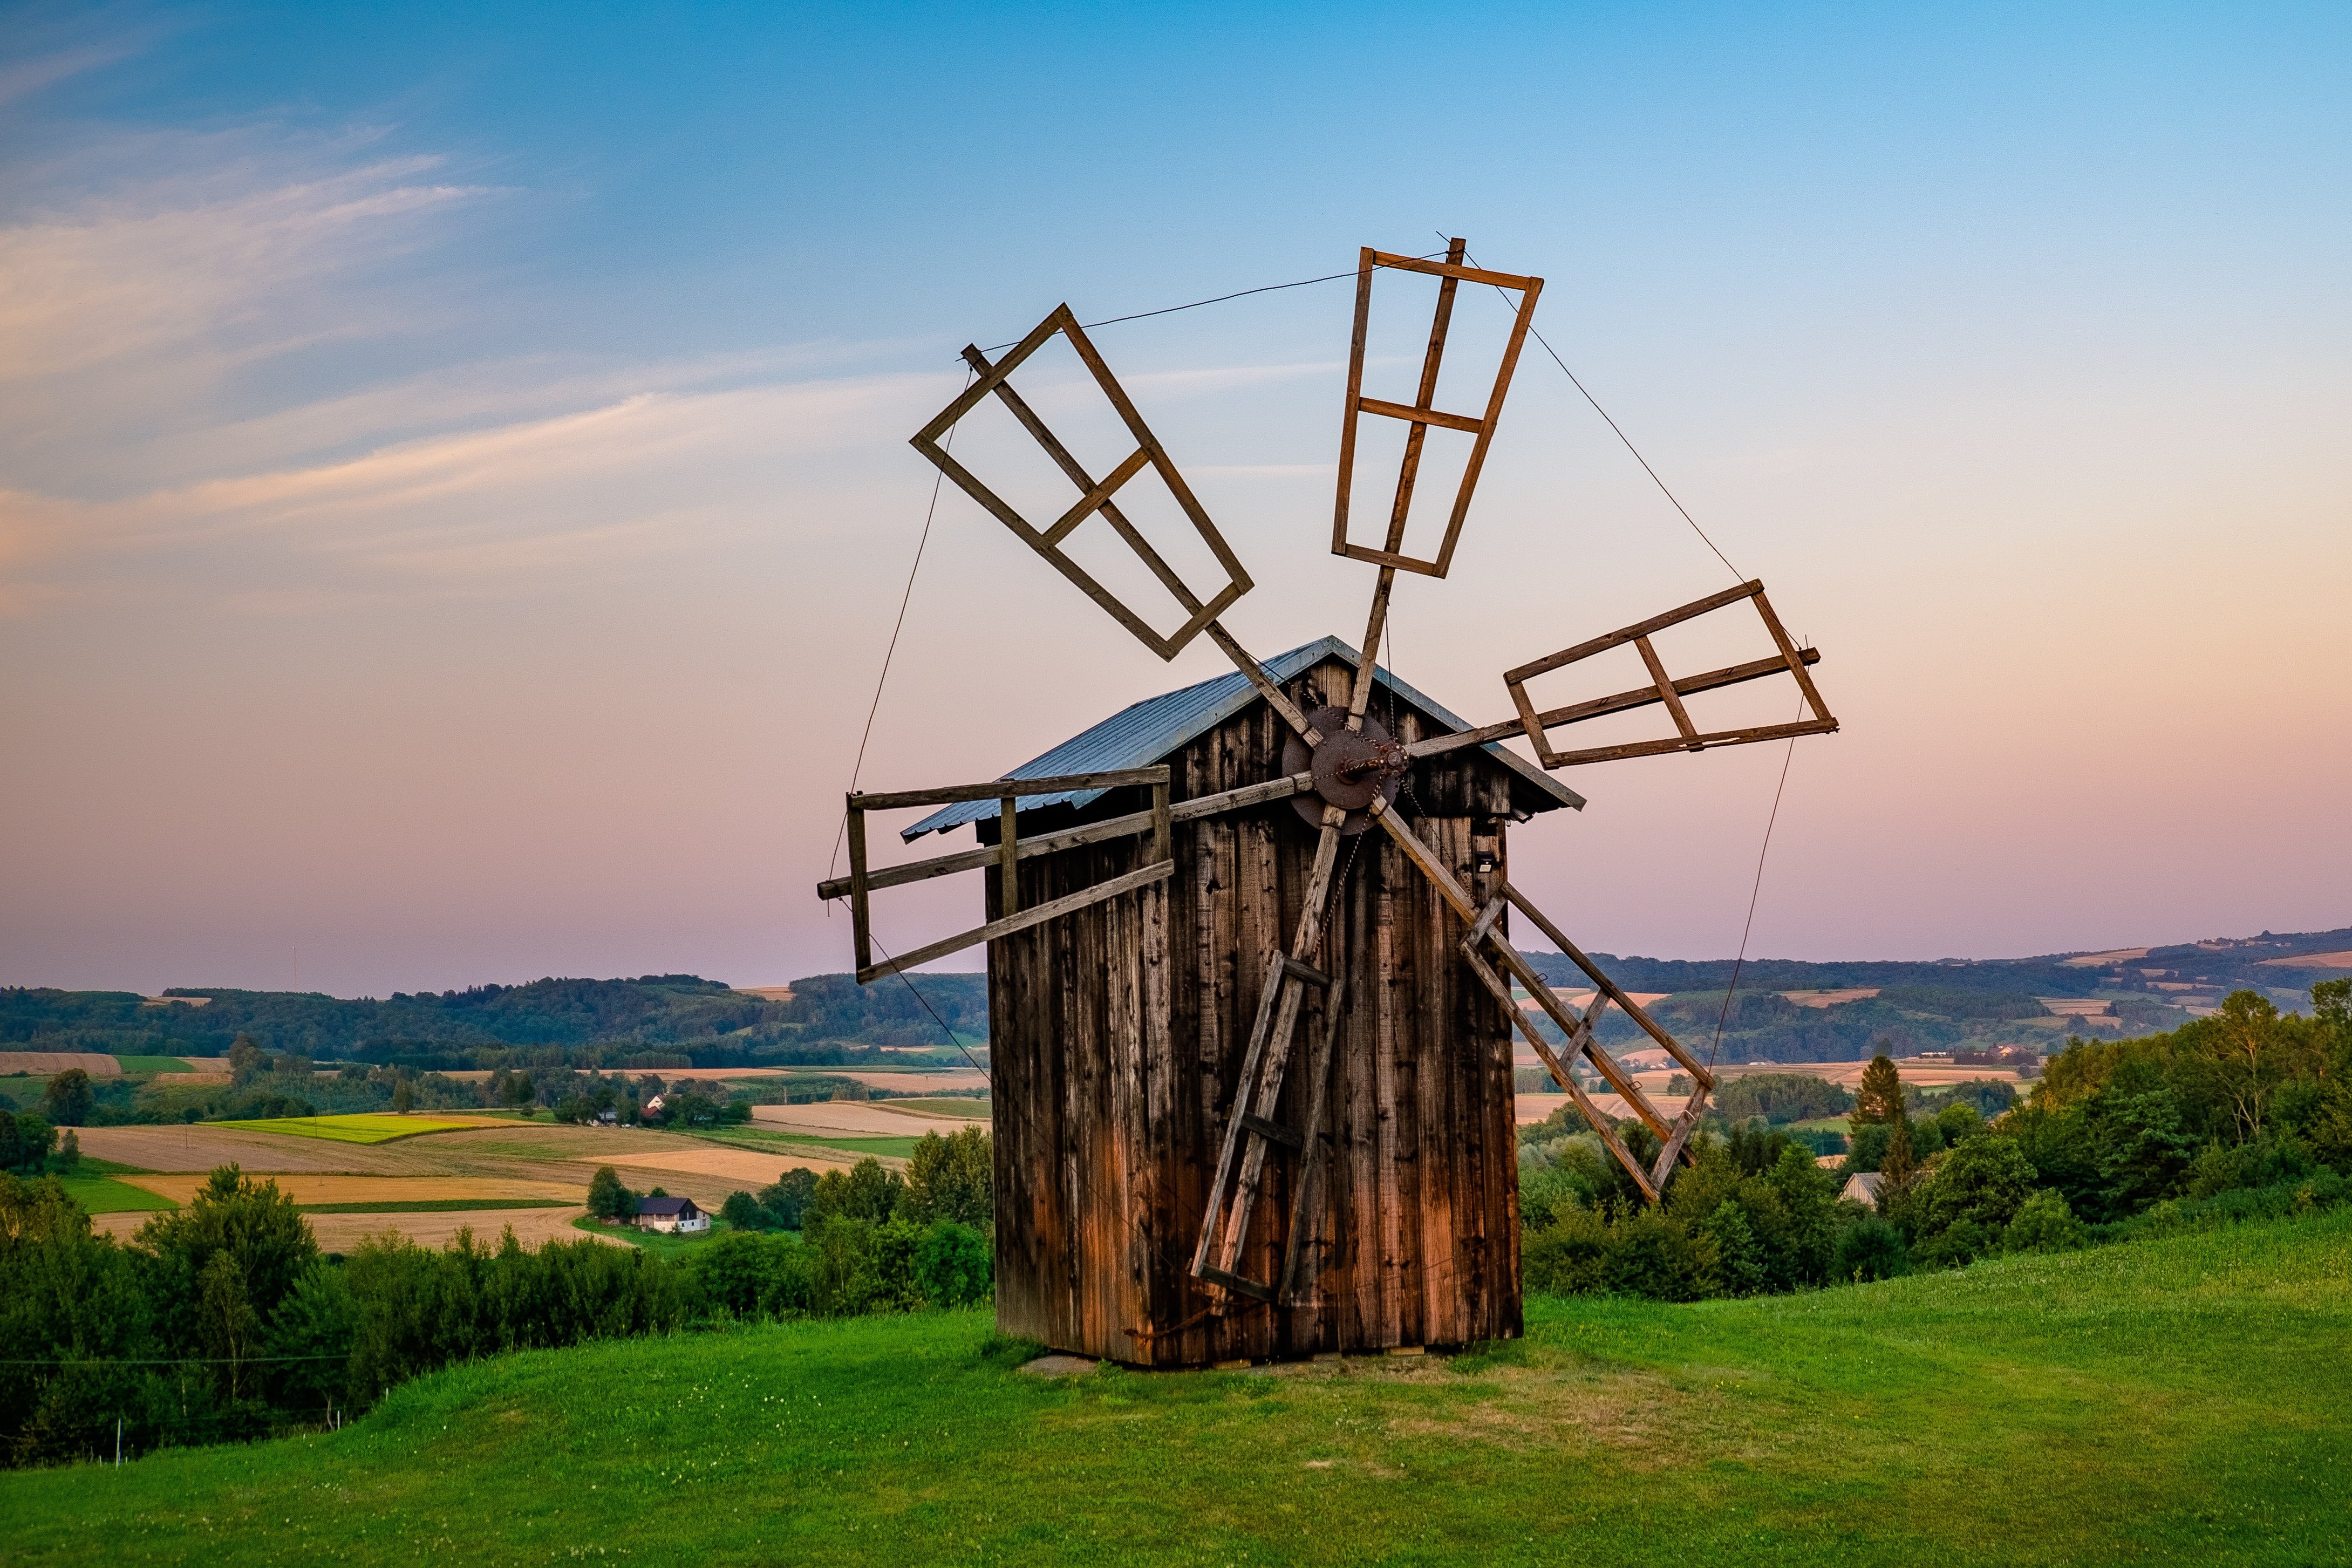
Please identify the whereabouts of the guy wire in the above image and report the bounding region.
[1453,236,1744,584]
[828,364,974,887]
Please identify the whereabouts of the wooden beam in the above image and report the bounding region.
[815,771,1308,902]
[1503,580,1764,685]
[1530,718,1838,769]
[1635,634,1701,746]
[1405,648,1822,761]
[1367,251,1540,292]
[998,795,1019,917]
[853,768,1170,812]
[1041,446,1153,546]
[846,802,871,978]
[1354,395,1484,435]
[1461,942,1657,1201]
[1500,881,1715,1090]
[853,859,1173,984]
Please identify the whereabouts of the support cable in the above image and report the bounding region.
[978,251,1449,356]
[868,929,993,1088]
[1707,704,1804,1072]
[828,365,974,887]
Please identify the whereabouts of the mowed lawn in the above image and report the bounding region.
[206,1114,492,1144]
[9,1213,2350,1567]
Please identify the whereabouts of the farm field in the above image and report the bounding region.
[57,1174,178,1213]
[209,1113,505,1143]
[67,1121,828,1247]
[7,1210,2347,1565]
[748,1100,979,1141]
[878,1096,991,1119]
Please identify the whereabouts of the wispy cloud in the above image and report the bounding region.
[0,369,960,611]
[0,38,141,107]
[0,152,494,383]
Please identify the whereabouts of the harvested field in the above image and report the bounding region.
[70,1123,421,1173]
[116,1172,580,1206]
[0,1051,123,1078]
[874,1097,991,1120]
[580,1145,858,1190]
[78,1120,869,1215]
[749,1101,982,1140]
[1779,987,1881,1007]
[210,1113,506,1143]
[2260,949,2352,970]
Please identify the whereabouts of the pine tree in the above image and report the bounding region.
[1853,1053,1905,1128]
[1881,1110,1917,1196]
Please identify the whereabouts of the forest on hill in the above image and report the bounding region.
[0,972,988,1070]
[6,923,2343,1072]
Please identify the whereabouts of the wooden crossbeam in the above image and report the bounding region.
[828,767,1174,986]
[910,312,1252,662]
[1405,647,1822,762]
[1332,240,1543,580]
[815,771,1311,902]
[1373,802,1704,1198]
[1499,580,1839,770]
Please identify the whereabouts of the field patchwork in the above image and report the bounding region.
[208,1113,509,1143]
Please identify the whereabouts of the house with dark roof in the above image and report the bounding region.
[633,1195,709,1235]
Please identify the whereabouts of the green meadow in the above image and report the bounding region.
[206,1114,483,1144]
[8,1209,2348,1566]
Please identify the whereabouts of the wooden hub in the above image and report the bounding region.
[1283,705,1405,835]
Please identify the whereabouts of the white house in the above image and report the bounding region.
[633,1196,710,1234]
[1840,1171,1885,1208]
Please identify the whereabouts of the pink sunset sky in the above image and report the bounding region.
[2,5,2346,998]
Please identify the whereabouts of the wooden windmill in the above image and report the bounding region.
[815,240,1838,1365]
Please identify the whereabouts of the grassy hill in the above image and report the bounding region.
[8,1211,2347,1566]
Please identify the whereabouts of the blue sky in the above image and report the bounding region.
[2,3,2347,994]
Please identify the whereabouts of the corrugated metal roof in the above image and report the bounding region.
[903,636,1584,841]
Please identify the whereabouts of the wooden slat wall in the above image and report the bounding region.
[988,655,1524,1365]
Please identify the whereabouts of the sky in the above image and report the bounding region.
[2,2,2347,998]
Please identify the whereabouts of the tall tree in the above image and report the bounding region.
[2185,991,2285,1141]
[1880,1112,1918,1194]
[1853,1054,1906,1128]
[41,1070,93,1128]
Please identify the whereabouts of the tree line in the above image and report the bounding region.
[0,1130,997,1470]
[1517,981,2352,1298]
[1,970,990,1069]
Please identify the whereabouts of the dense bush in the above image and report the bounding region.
[1522,983,2352,1305]
[1,1137,1003,1469]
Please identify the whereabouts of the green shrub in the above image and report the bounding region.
[915,1221,992,1307]
[2005,1189,2085,1253]
[1832,1215,1907,1282]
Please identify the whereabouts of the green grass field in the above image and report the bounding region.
[713,1127,925,1160]
[111,1055,196,1075]
[54,1175,176,1213]
[6,1210,2348,1565]
[207,1114,483,1144]
[570,1214,737,1256]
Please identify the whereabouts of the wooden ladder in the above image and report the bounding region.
[1191,815,1351,1305]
